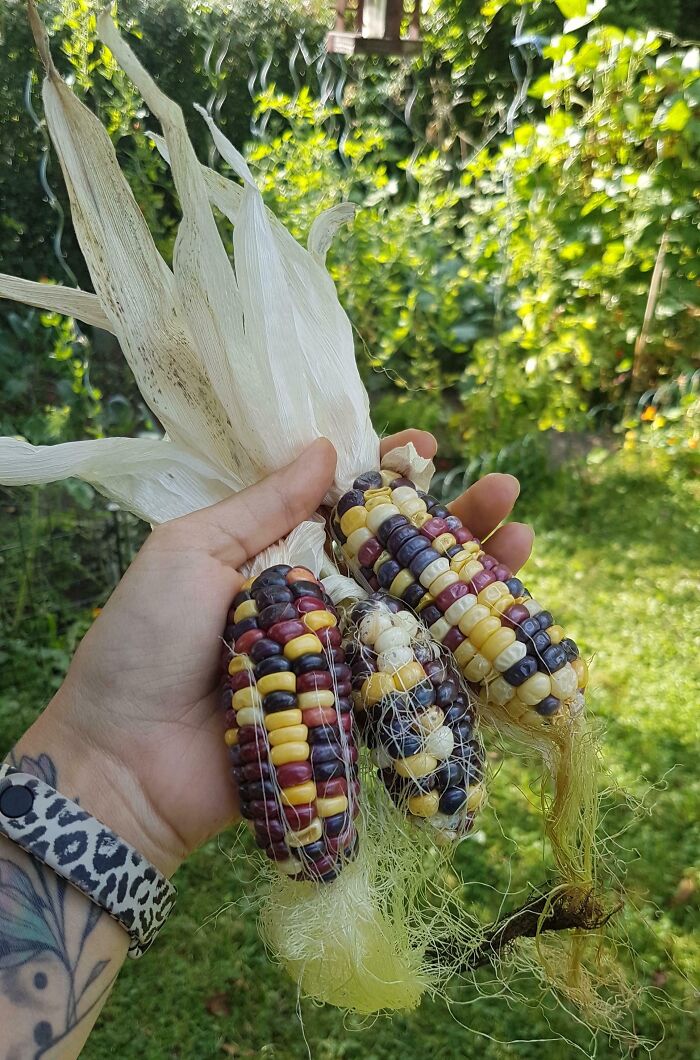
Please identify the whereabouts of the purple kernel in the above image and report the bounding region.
[337,489,368,516]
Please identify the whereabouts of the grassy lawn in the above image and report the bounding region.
[1,449,698,1059]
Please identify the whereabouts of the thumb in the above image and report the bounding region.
[180,437,337,565]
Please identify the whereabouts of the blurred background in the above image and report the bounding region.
[0,1,698,1057]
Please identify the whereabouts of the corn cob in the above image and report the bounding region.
[221,564,359,883]
[344,591,486,841]
[331,471,588,726]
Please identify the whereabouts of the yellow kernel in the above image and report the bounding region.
[430,570,459,596]
[380,468,398,486]
[235,706,265,728]
[449,544,481,570]
[233,598,258,623]
[393,661,426,691]
[303,609,337,632]
[408,791,440,818]
[232,685,258,711]
[316,795,348,818]
[571,656,589,689]
[454,638,477,668]
[547,624,565,644]
[297,690,335,710]
[340,506,368,537]
[477,581,509,608]
[373,550,392,573]
[240,576,255,590]
[268,724,308,747]
[389,568,415,598]
[395,752,438,779]
[256,671,296,697]
[469,616,502,650]
[402,497,428,519]
[364,486,393,506]
[270,742,310,767]
[481,627,516,662]
[284,633,323,659]
[285,818,322,844]
[458,604,490,635]
[458,560,484,584]
[228,655,252,675]
[410,510,432,527]
[416,592,435,612]
[280,782,318,807]
[264,708,303,731]
[463,653,491,682]
[516,672,552,706]
[432,533,457,554]
[491,592,515,616]
[466,783,486,812]
[365,498,394,519]
[361,672,396,705]
[224,728,239,747]
[412,707,445,734]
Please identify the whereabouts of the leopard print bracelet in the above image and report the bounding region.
[0,764,177,958]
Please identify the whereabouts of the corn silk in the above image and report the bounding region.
[0,2,636,1034]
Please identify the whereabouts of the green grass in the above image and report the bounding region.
[1,450,698,1059]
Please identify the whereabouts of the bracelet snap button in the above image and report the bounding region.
[0,780,35,819]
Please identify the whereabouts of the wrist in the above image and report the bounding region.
[10,696,186,878]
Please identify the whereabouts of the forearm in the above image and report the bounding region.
[0,829,127,1059]
[0,725,140,1059]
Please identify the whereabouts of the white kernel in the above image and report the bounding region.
[359,610,392,645]
[366,504,401,534]
[345,526,373,557]
[493,640,527,673]
[393,611,420,638]
[377,646,414,672]
[419,557,450,589]
[374,626,412,653]
[428,617,452,643]
[423,726,455,760]
[444,594,477,625]
[487,676,516,705]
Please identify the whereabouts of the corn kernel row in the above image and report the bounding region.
[221,564,359,882]
[343,591,485,841]
[332,471,588,725]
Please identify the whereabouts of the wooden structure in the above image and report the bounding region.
[326,1,422,57]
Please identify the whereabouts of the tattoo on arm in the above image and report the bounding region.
[1,752,125,1059]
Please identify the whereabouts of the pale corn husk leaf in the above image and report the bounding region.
[152,122,378,497]
[96,14,251,454]
[27,2,236,479]
[0,274,113,332]
[307,203,358,264]
[0,436,235,523]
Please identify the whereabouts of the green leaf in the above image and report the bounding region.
[554,0,588,17]
[657,99,692,132]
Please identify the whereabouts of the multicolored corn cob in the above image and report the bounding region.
[221,564,359,882]
[344,592,486,841]
[331,471,588,726]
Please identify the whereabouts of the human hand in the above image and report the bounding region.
[17,430,532,877]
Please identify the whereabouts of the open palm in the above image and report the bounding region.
[27,430,533,875]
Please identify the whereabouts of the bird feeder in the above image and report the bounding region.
[327,0,422,57]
